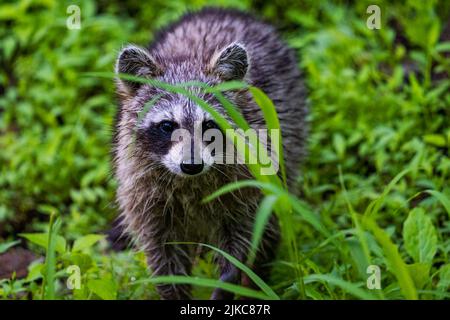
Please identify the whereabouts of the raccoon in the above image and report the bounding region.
[113,7,307,300]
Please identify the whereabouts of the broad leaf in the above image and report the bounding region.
[87,277,118,300]
[406,263,430,289]
[19,233,66,254]
[403,208,437,264]
[72,234,105,252]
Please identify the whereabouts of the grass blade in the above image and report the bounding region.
[249,87,287,189]
[288,195,329,237]
[167,242,280,300]
[362,216,418,300]
[140,276,272,300]
[249,195,279,264]
[425,189,450,217]
[43,212,60,300]
[0,240,20,254]
[304,274,377,300]
[364,168,411,217]
[202,179,285,203]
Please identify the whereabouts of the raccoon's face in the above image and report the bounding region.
[115,43,249,177]
[134,94,224,176]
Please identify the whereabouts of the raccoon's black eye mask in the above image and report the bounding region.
[141,122,176,156]
[158,121,178,134]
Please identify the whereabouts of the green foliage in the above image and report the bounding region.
[0,240,20,254]
[145,242,280,300]
[87,277,118,300]
[72,234,105,253]
[1,0,449,300]
[403,208,438,264]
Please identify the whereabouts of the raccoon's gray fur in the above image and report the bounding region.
[113,7,307,300]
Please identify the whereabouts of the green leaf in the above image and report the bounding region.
[72,234,105,252]
[437,264,450,294]
[435,41,450,52]
[304,274,376,300]
[425,190,450,217]
[333,133,346,158]
[62,252,93,272]
[203,180,285,203]
[168,242,279,300]
[423,134,446,147]
[403,208,437,264]
[0,240,20,254]
[406,263,430,289]
[347,238,369,279]
[141,276,272,300]
[209,80,248,92]
[19,233,66,254]
[364,168,411,217]
[43,214,61,300]
[136,93,162,127]
[288,195,330,237]
[25,262,44,282]
[87,277,118,300]
[363,216,417,300]
[249,86,288,187]
[249,195,279,264]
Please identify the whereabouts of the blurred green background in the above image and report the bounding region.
[0,0,449,299]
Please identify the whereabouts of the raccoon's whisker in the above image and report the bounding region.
[211,165,233,181]
[162,187,176,232]
[157,169,173,186]
[135,163,166,180]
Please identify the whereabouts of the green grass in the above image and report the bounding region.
[0,0,449,300]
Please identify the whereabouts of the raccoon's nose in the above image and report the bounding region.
[180,161,204,175]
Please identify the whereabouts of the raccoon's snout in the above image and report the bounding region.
[180,161,204,175]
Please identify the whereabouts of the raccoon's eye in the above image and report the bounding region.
[158,121,177,134]
[203,120,219,131]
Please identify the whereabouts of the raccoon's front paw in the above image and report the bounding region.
[210,268,240,300]
[210,288,234,300]
[157,283,192,300]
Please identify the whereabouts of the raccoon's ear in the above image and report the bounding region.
[115,45,162,92]
[210,43,249,81]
